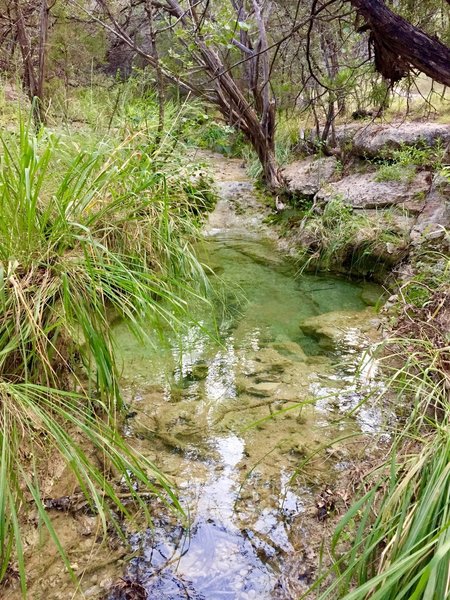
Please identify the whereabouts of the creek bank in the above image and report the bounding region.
[280,121,450,282]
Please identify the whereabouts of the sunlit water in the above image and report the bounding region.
[111,232,383,600]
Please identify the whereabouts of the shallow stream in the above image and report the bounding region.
[111,222,382,599]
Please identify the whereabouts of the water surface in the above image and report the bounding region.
[112,232,380,599]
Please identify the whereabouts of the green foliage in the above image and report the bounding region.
[374,163,413,182]
[391,141,445,169]
[376,140,445,170]
[374,140,444,183]
[0,115,214,592]
[294,198,407,274]
[193,118,246,157]
[369,79,390,109]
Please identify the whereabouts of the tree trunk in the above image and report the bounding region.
[14,0,37,99]
[35,0,49,124]
[13,0,49,126]
[351,0,450,86]
[144,0,165,147]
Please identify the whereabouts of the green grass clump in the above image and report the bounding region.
[294,198,408,275]
[373,140,445,183]
[0,116,214,594]
[374,163,413,182]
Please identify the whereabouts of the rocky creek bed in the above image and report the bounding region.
[281,121,450,280]
[5,152,389,600]
[104,155,387,600]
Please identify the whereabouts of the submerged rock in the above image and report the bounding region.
[299,308,380,349]
[360,282,387,307]
[282,156,338,198]
[188,362,209,381]
[316,171,431,213]
[244,382,280,397]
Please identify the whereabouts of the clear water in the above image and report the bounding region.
[112,232,382,600]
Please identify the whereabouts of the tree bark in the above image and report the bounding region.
[350,0,450,86]
[13,0,49,125]
[36,0,49,124]
[14,0,37,99]
[144,0,165,147]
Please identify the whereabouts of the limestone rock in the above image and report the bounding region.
[360,282,387,307]
[299,308,380,349]
[334,122,450,158]
[283,156,338,197]
[316,171,431,214]
[411,174,450,243]
[243,381,280,397]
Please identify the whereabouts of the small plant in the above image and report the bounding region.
[194,119,245,156]
[374,162,412,182]
[294,198,409,276]
[376,140,445,171]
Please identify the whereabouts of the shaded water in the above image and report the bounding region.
[112,232,381,599]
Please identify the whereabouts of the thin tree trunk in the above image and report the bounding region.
[14,0,49,126]
[14,0,37,99]
[145,0,165,147]
[36,0,49,124]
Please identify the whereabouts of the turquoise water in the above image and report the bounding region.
[111,233,381,600]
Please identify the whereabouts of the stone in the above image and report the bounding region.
[244,382,279,397]
[270,340,308,361]
[282,156,338,197]
[410,174,450,244]
[316,170,431,214]
[335,122,450,158]
[188,362,209,381]
[360,282,386,307]
[299,308,380,348]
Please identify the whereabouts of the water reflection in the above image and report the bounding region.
[112,234,384,599]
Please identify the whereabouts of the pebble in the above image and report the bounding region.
[84,585,102,597]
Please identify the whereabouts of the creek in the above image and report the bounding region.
[110,196,383,599]
[11,157,383,600]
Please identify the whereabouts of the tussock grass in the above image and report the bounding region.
[294,199,408,276]
[0,115,214,593]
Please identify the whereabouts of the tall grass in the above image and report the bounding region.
[0,115,214,594]
[310,251,450,599]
